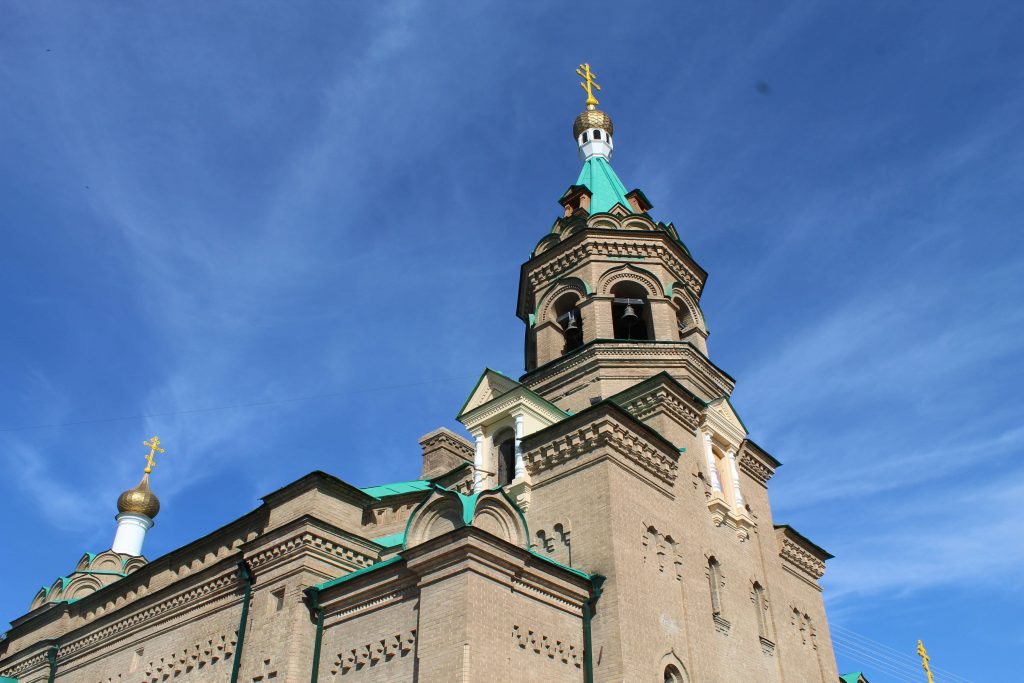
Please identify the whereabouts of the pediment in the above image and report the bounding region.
[458,369,567,434]
[704,397,748,443]
[457,369,521,418]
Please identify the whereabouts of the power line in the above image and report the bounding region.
[831,625,973,683]
[0,375,473,433]
[832,639,923,683]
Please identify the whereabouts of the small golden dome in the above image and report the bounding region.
[117,474,160,518]
[573,109,614,140]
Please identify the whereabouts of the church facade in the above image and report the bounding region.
[0,74,842,683]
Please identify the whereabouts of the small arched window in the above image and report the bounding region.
[753,582,769,639]
[708,557,723,616]
[582,131,589,142]
[494,429,515,486]
[593,129,602,140]
[675,299,694,340]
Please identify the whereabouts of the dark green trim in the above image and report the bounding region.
[304,587,324,683]
[228,561,254,683]
[46,643,58,683]
[582,575,605,683]
[527,549,591,581]
[313,556,403,592]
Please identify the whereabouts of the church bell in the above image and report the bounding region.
[564,310,580,333]
[621,303,639,326]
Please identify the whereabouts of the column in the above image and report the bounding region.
[473,433,485,492]
[513,414,526,480]
[702,431,723,494]
[727,448,745,508]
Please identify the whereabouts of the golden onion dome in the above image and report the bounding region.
[573,109,614,140]
[117,474,160,518]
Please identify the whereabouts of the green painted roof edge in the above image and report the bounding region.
[528,549,591,581]
[361,462,473,501]
[839,673,865,683]
[371,531,405,548]
[359,480,433,498]
[311,556,403,593]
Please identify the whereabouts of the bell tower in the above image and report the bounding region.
[517,68,730,414]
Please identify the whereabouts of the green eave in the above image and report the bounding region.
[577,157,633,215]
[371,531,405,548]
[311,555,403,593]
[360,480,433,498]
[840,673,866,683]
[528,549,591,581]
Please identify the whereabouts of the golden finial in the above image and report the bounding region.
[576,63,601,110]
[917,640,935,683]
[142,436,166,475]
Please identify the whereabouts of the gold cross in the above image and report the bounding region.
[576,63,601,109]
[917,640,935,683]
[143,436,166,475]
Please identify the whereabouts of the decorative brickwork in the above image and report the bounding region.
[513,625,582,668]
[330,630,415,675]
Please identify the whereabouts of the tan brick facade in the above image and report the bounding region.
[1,109,842,683]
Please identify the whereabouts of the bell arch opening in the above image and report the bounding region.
[611,281,652,341]
[552,292,584,354]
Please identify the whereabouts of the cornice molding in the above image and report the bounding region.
[522,341,735,401]
[525,233,704,299]
[616,385,702,433]
[524,414,678,487]
[776,527,829,587]
[737,440,779,487]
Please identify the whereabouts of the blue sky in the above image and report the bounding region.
[1,2,1021,680]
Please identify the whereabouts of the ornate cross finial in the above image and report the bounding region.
[143,436,167,475]
[576,63,601,109]
[916,640,935,683]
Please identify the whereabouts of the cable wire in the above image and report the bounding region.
[0,375,473,433]
[831,625,973,683]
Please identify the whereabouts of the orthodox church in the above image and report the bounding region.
[0,68,849,682]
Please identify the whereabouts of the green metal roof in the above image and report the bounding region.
[360,480,433,498]
[839,673,867,683]
[311,556,403,593]
[577,156,633,214]
[371,531,405,548]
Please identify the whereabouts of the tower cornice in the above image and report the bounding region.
[516,224,707,323]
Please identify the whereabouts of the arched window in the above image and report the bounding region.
[753,582,769,639]
[610,281,651,340]
[663,665,683,683]
[494,429,515,486]
[708,557,723,616]
[675,298,694,340]
[553,292,584,354]
[593,129,602,140]
[582,131,589,142]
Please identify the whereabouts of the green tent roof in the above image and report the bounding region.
[577,156,633,214]
[840,672,867,683]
